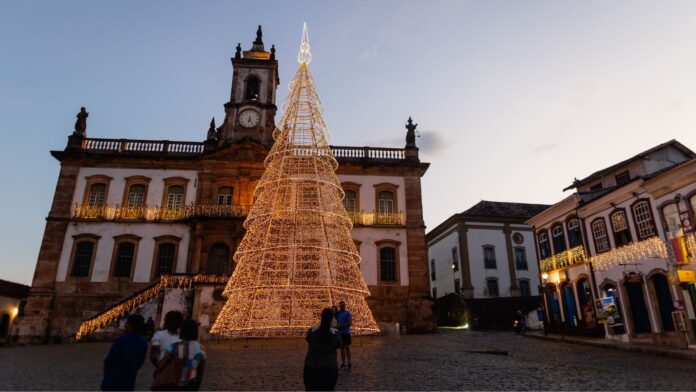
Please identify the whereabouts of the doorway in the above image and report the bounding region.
[651,274,675,331]
[625,276,652,334]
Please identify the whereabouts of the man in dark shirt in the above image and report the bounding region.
[335,300,353,370]
[101,314,148,391]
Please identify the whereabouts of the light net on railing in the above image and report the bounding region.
[590,237,668,271]
[211,24,379,337]
[539,246,586,273]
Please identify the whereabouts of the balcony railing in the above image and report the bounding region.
[331,146,406,160]
[347,211,405,226]
[73,203,251,221]
[539,246,586,273]
[78,138,410,161]
[82,138,205,155]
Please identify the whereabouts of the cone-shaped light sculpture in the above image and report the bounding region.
[211,23,380,337]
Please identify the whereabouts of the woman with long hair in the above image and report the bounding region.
[303,308,342,391]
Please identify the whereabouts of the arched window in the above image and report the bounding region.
[662,203,680,237]
[632,200,656,239]
[154,243,177,277]
[343,189,357,213]
[486,278,499,297]
[70,238,98,278]
[483,246,496,269]
[87,183,107,207]
[377,191,394,215]
[127,184,146,208]
[207,243,230,275]
[610,210,632,247]
[217,187,234,206]
[591,219,610,253]
[552,225,566,253]
[690,195,696,222]
[514,247,528,270]
[519,279,531,296]
[538,232,551,259]
[245,76,260,100]
[166,185,184,210]
[379,246,398,282]
[567,218,583,248]
[112,242,136,278]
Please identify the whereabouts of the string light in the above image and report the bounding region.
[75,274,229,341]
[590,236,668,271]
[210,24,379,337]
[539,246,586,273]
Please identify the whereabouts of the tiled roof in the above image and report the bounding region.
[0,279,30,299]
[563,139,695,191]
[461,200,551,220]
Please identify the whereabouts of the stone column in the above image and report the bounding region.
[15,162,80,343]
[504,224,520,296]
[456,224,475,298]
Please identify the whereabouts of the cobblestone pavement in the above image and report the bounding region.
[2,331,696,390]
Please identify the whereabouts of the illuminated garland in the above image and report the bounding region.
[590,236,668,271]
[75,274,228,341]
[539,246,586,273]
[73,203,252,221]
[210,24,379,337]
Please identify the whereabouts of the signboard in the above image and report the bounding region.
[677,269,696,283]
[597,296,622,325]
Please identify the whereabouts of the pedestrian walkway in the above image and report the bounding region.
[525,330,696,361]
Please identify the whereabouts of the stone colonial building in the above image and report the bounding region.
[15,27,432,343]
[528,140,696,347]
[426,200,548,328]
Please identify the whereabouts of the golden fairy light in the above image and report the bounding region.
[76,274,229,341]
[589,236,668,271]
[539,246,586,273]
[210,23,379,337]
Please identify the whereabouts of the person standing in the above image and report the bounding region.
[157,319,207,391]
[335,300,353,370]
[101,314,148,391]
[304,308,342,391]
[150,311,183,366]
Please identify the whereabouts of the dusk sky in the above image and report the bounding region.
[3,1,696,284]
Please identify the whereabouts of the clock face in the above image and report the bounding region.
[238,109,260,128]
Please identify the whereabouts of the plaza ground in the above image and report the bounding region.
[2,330,696,390]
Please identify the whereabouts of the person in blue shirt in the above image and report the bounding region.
[334,300,353,370]
[101,314,148,391]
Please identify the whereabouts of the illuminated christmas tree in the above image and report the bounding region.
[211,24,379,337]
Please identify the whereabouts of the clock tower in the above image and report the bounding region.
[218,26,279,147]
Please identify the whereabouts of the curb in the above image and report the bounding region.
[524,333,696,361]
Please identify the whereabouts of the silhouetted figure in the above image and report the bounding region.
[101,314,147,391]
[74,107,88,136]
[304,308,342,391]
[405,116,417,148]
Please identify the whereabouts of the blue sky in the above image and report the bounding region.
[3,1,696,284]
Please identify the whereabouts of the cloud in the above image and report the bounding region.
[417,129,449,155]
[358,45,378,62]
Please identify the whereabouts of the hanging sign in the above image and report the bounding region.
[677,269,696,283]
[597,296,622,325]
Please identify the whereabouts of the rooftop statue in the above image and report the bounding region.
[74,107,88,136]
[405,116,417,148]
